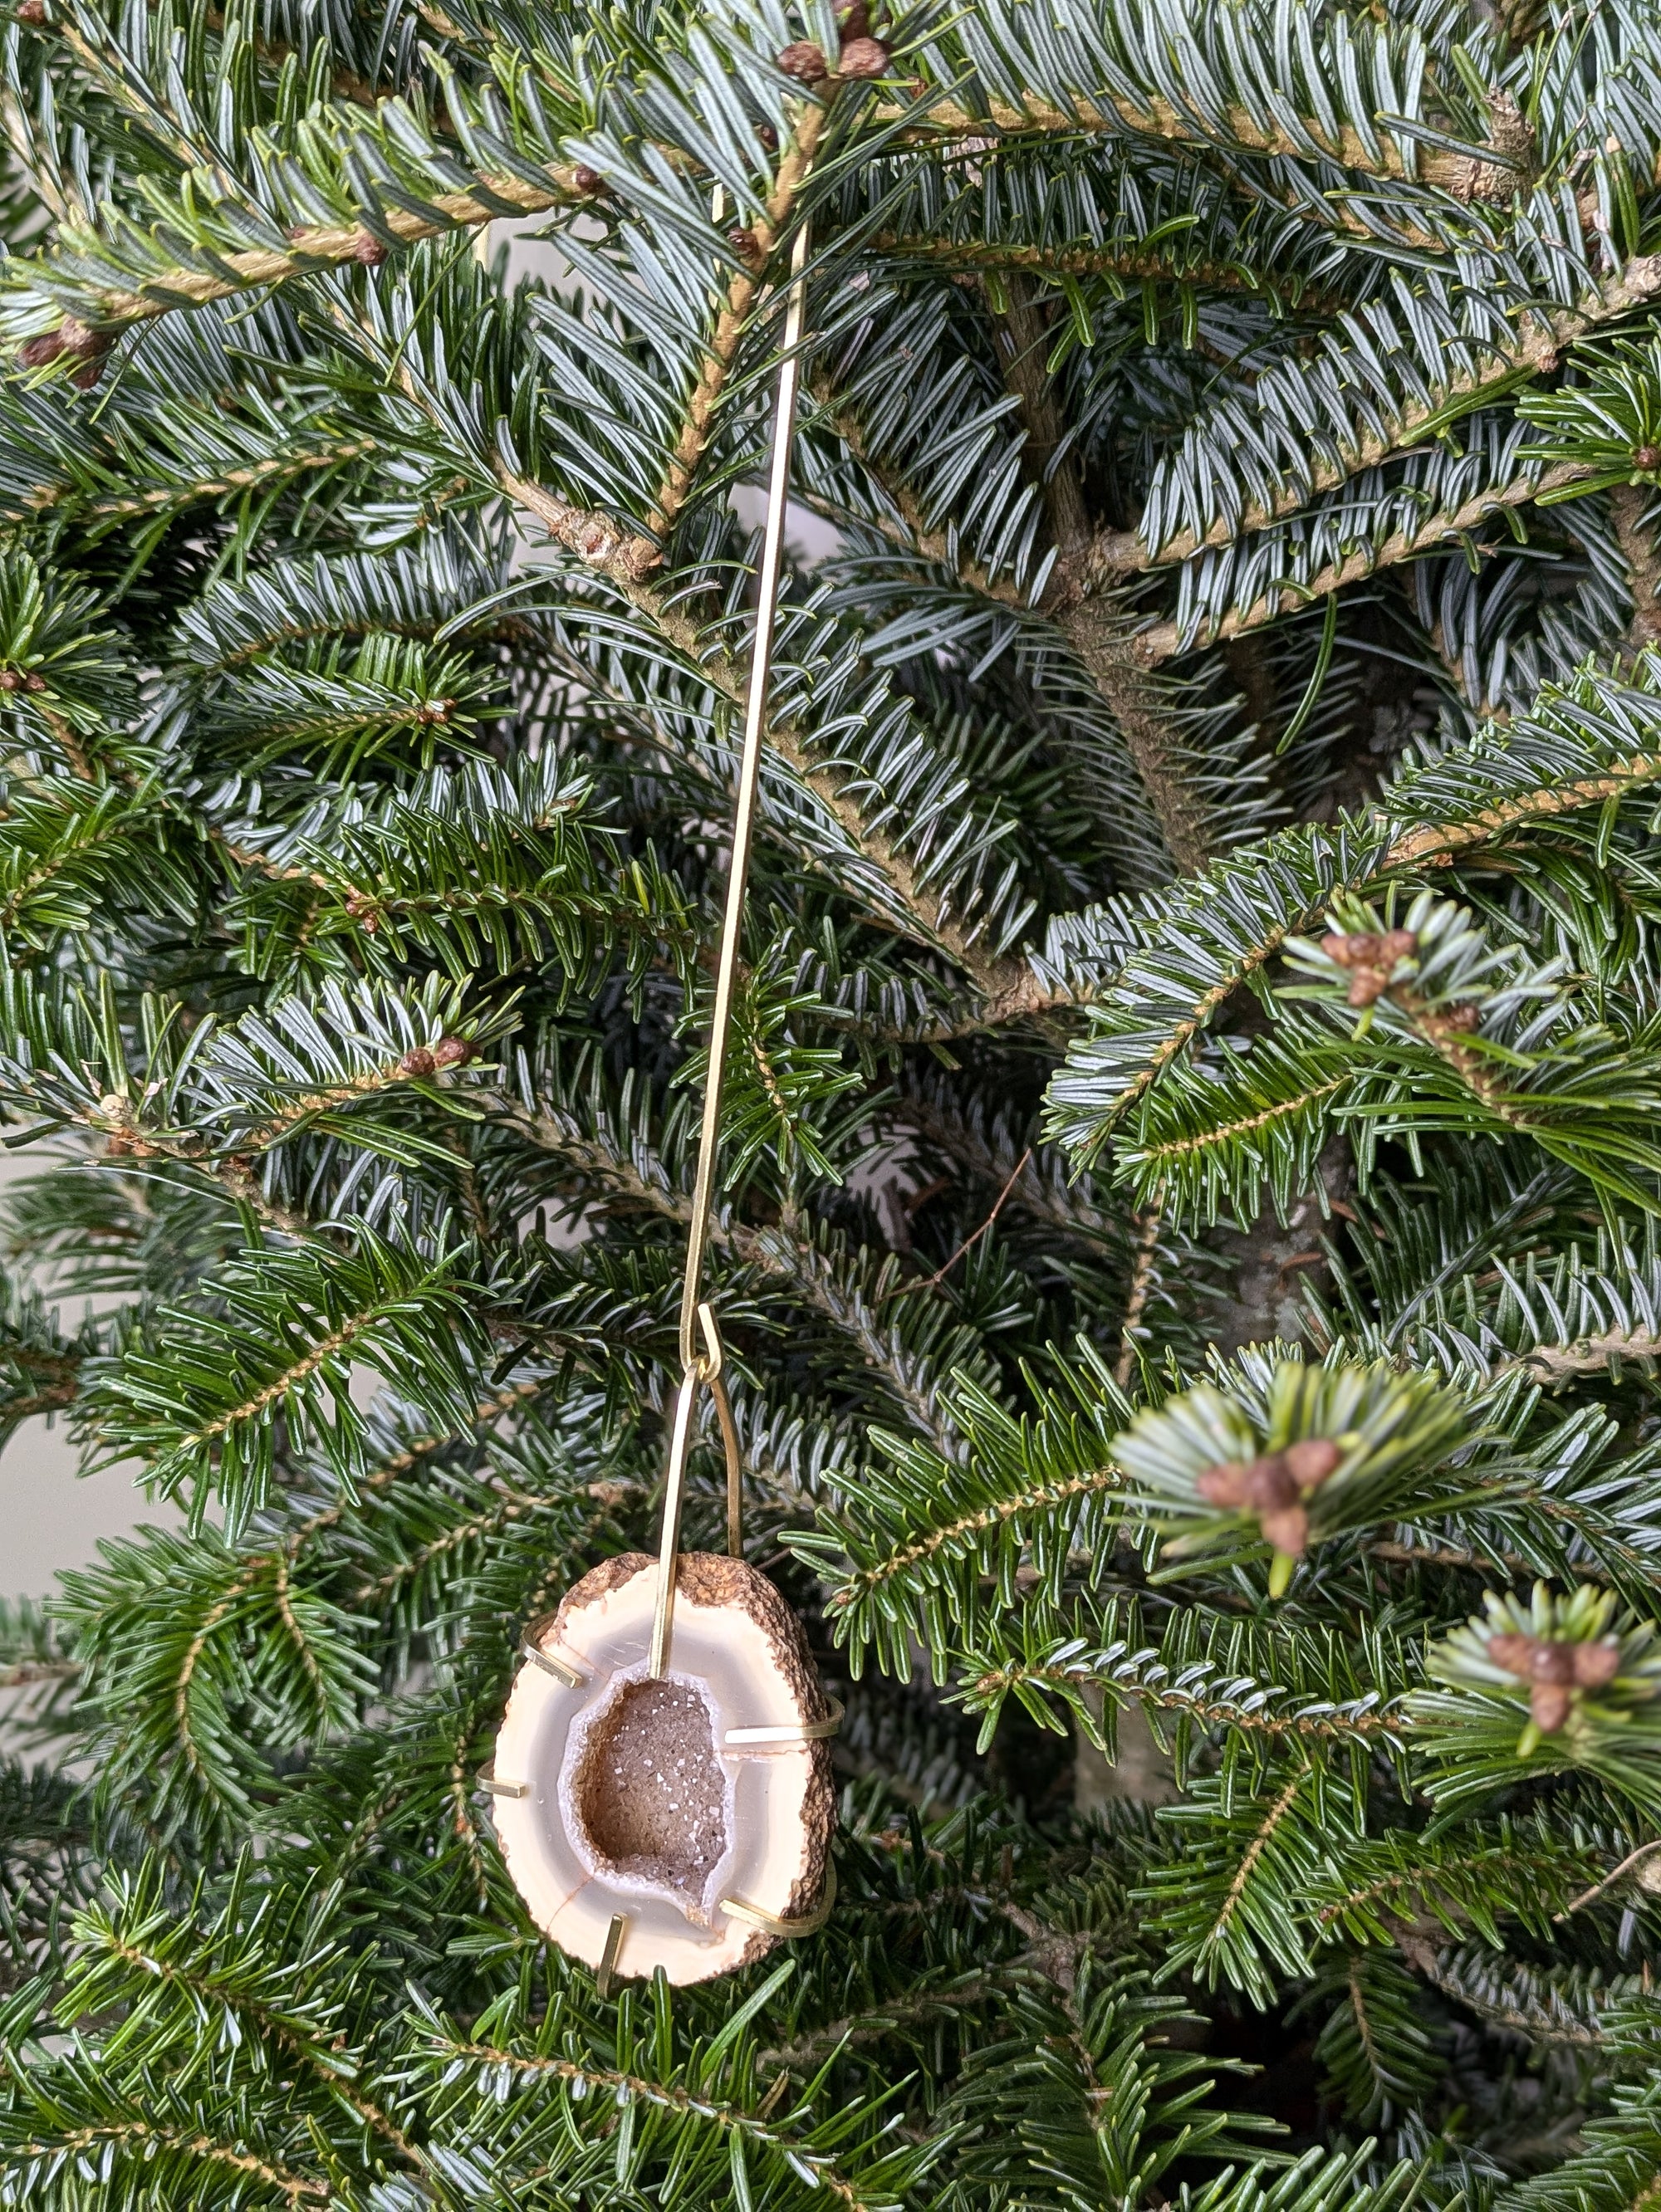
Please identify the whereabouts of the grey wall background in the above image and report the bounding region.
[0,1144,160,1601]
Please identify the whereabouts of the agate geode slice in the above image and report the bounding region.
[491,1553,836,1984]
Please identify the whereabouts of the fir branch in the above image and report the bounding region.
[1394,1940,1608,2048]
[334,241,1041,991]
[88,1231,492,1534]
[198,4,385,111]
[498,477,1039,996]
[829,1464,1122,1612]
[1093,257,1661,575]
[1370,1538,1529,1573]
[13,171,600,350]
[1213,1773,1308,1936]
[494,469,666,592]
[1316,1843,1595,1934]
[808,379,1028,613]
[755,1975,1004,2078]
[867,232,1350,319]
[425,2031,882,2211]
[1048,661,1661,1145]
[1137,461,1592,660]
[1383,753,1661,869]
[992,274,1211,867]
[234,1071,464,1160]
[7,2119,329,2204]
[1116,1196,1164,1387]
[644,104,826,539]
[490,1093,692,1225]
[878,88,1510,196]
[81,1911,423,2166]
[77,1107,320,1242]
[492,1094,970,1454]
[35,438,381,523]
[348,1488,605,1610]
[1610,485,1661,653]
[622,575,1034,998]
[171,1556,266,1788]
[748,1221,968,1461]
[1510,1328,1661,1381]
[1130,1073,1352,1165]
[968,1657,1402,1746]
[280,1376,554,1575]
[1466,1474,1661,1601]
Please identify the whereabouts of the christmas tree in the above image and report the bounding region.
[6,0,1661,2200]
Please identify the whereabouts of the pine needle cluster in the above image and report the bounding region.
[2,2,1661,2205]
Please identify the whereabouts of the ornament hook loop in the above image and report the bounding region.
[650,1304,747,1676]
[694,1302,745,1561]
[693,1299,723,1381]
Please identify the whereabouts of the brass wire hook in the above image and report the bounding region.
[648,218,813,1680]
[649,1301,745,1678]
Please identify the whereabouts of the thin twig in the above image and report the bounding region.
[878,1148,1031,1302]
[1556,1838,1661,1920]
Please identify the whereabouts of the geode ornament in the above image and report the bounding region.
[489,208,840,1989]
[490,1552,838,1985]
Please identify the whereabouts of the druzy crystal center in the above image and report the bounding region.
[575,1677,729,1901]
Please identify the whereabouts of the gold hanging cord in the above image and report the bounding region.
[649,217,813,1683]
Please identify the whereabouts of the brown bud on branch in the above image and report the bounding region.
[836,36,889,77]
[1193,1436,1342,1558]
[17,315,109,387]
[775,40,829,81]
[15,332,62,370]
[1486,1632,1620,1732]
[1320,927,1417,1008]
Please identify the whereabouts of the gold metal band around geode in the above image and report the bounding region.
[723,1696,845,1750]
[590,1862,835,1999]
[518,1637,587,1687]
[721,1860,838,1940]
